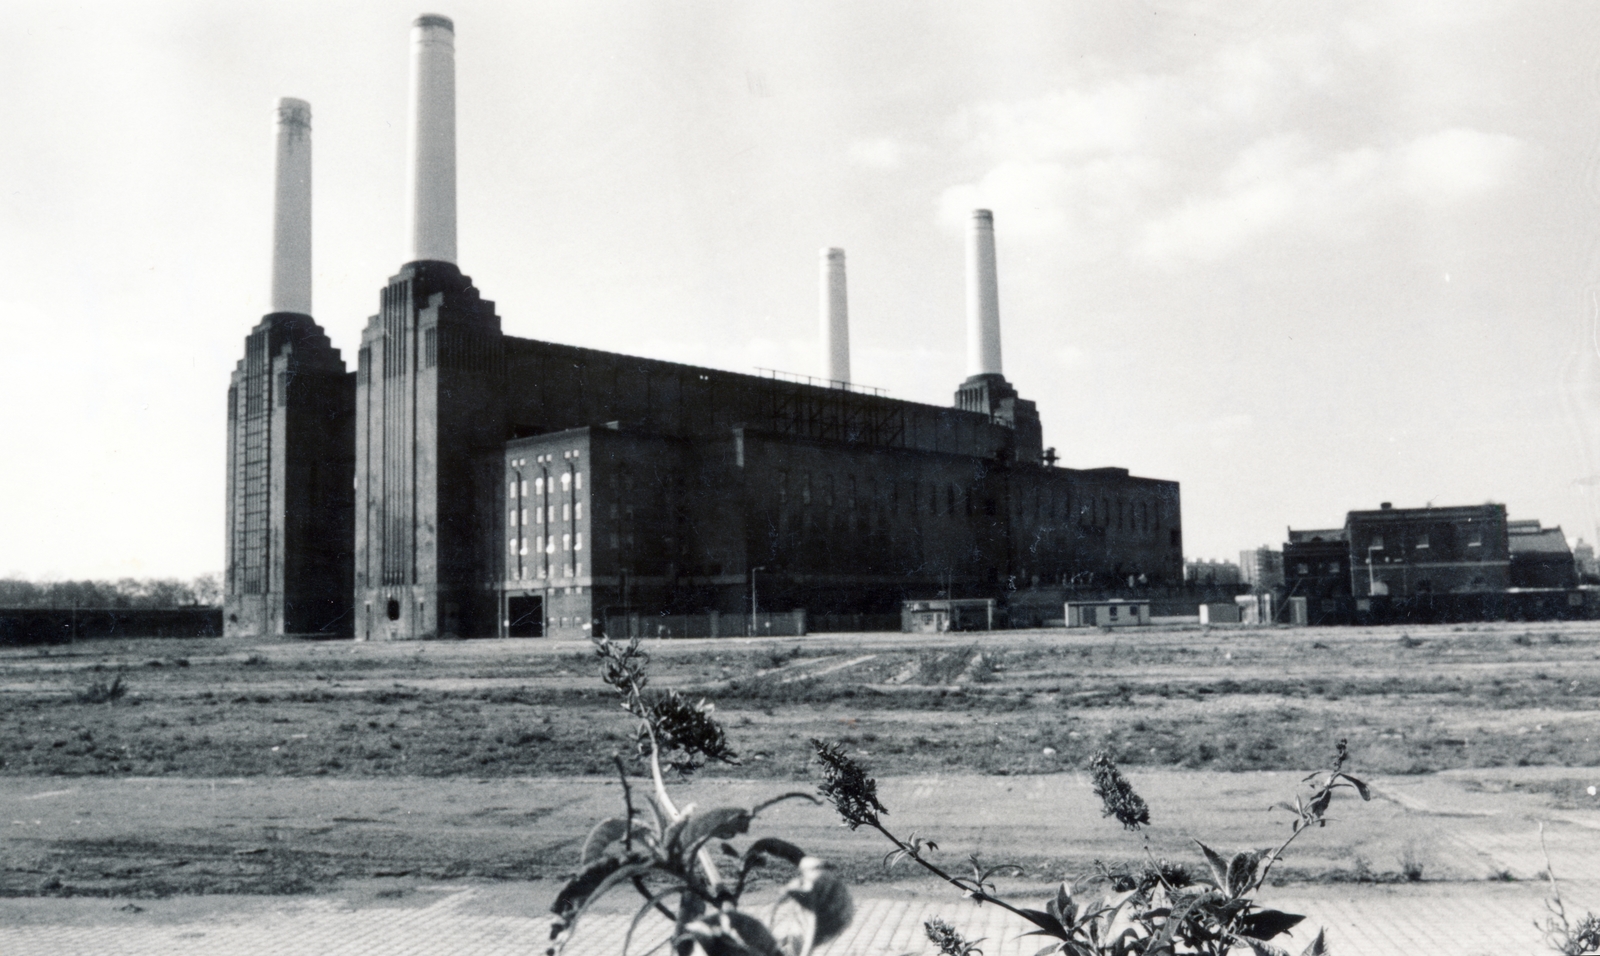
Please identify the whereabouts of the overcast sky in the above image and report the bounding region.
[4,0,1600,579]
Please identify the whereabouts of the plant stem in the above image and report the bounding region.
[868,821,1049,929]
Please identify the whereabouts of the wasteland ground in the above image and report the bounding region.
[2,622,1599,904]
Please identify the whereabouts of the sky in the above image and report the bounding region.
[4,0,1600,579]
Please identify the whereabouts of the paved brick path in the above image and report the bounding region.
[5,880,1599,956]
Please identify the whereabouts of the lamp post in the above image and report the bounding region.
[750,566,767,635]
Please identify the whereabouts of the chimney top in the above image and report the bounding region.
[822,247,844,260]
[414,13,454,30]
[972,209,994,222]
[276,97,311,128]
[1380,502,1393,510]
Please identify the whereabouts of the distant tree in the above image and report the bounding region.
[190,573,223,607]
[0,575,223,608]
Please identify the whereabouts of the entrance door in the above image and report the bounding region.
[508,596,544,637]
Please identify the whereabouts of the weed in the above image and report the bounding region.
[914,646,979,685]
[76,675,126,704]
[546,638,851,956]
[1398,841,1428,882]
[1491,867,1518,882]
[242,653,268,666]
[809,738,1362,955]
[925,917,985,956]
[1542,824,1600,954]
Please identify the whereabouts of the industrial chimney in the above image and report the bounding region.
[407,14,457,264]
[821,247,849,386]
[965,209,1002,377]
[270,98,312,316]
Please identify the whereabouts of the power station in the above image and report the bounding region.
[225,14,1182,640]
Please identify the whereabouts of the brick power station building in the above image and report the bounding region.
[225,15,1182,640]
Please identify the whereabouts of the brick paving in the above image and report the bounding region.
[5,880,1599,956]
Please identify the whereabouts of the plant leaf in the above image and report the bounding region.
[1239,939,1292,956]
[676,807,754,866]
[1237,909,1306,941]
[1195,840,1229,889]
[744,837,807,867]
[1015,908,1069,938]
[581,818,634,866]
[683,910,784,956]
[553,856,628,919]
[1227,852,1261,897]
[1299,927,1331,955]
[1340,774,1372,801]
[773,857,854,952]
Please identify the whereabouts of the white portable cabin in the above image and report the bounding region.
[1065,600,1151,627]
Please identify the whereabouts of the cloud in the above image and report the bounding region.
[938,154,1167,245]
[1138,140,1384,263]
[1400,127,1525,203]
[934,19,1527,265]
[848,137,909,170]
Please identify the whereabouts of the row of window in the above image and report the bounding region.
[509,503,583,527]
[773,472,1164,534]
[509,562,583,581]
[508,471,584,500]
[1366,532,1481,550]
[508,533,584,554]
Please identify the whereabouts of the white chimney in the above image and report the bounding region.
[821,247,849,385]
[406,14,457,264]
[270,98,312,315]
[965,209,1002,377]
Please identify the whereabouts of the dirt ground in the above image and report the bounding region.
[3,622,1600,900]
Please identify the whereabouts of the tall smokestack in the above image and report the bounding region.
[821,247,849,385]
[270,98,312,315]
[407,14,457,264]
[965,209,1002,377]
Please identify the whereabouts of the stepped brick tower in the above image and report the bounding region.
[352,16,505,639]
[224,98,356,636]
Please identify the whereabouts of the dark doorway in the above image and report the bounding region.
[508,595,544,637]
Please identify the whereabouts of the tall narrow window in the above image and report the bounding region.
[575,503,583,520]
[575,472,583,490]
[575,532,584,551]
[508,509,517,527]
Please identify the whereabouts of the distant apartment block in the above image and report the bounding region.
[1239,546,1284,591]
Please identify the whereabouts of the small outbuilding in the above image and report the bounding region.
[1065,599,1150,627]
[901,598,997,633]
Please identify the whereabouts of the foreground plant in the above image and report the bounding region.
[1540,823,1600,955]
[548,638,852,956]
[813,738,1369,955]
